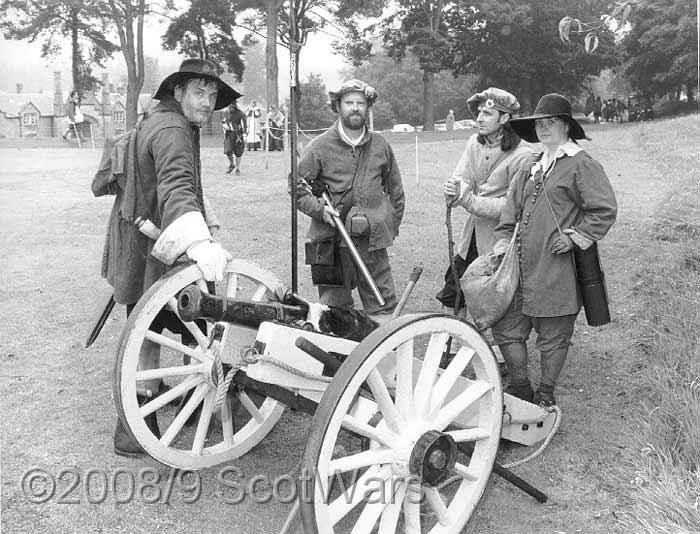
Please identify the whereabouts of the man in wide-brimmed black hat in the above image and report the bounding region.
[101,58,241,457]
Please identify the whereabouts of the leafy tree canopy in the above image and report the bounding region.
[447,0,618,112]
[297,72,335,130]
[342,47,480,128]
[620,0,698,99]
[162,0,245,81]
[0,0,117,93]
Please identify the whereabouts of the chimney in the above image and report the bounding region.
[53,71,64,117]
[16,83,23,94]
[101,72,109,96]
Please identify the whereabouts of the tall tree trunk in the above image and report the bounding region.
[71,9,80,92]
[265,1,281,109]
[110,0,146,129]
[423,70,435,131]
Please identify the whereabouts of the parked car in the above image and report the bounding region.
[455,119,477,129]
[391,123,415,133]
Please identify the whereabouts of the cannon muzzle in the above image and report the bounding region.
[177,286,308,327]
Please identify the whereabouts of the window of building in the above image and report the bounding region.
[22,113,37,126]
[113,110,125,123]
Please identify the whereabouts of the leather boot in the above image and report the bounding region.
[113,396,160,458]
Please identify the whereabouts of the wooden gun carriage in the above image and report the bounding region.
[114,260,558,533]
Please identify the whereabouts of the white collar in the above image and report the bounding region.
[338,121,366,148]
[530,140,582,180]
[541,140,582,173]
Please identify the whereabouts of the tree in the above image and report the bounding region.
[297,73,335,130]
[447,0,618,112]
[343,47,479,127]
[0,0,117,94]
[237,0,285,109]
[162,0,245,81]
[107,0,147,129]
[619,0,697,101]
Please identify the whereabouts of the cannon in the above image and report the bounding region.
[114,259,558,533]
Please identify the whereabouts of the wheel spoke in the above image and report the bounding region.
[434,380,492,431]
[220,396,234,445]
[159,383,209,447]
[144,331,205,361]
[367,369,401,433]
[251,283,268,301]
[192,390,216,455]
[329,448,395,474]
[451,461,478,481]
[429,346,476,416]
[378,479,407,533]
[237,390,265,423]
[328,465,392,525]
[351,477,395,534]
[414,332,450,417]
[395,338,415,421]
[445,427,491,443]
[424,486,451,525]
[341,414,395,448]
[403,481,422,534]
[140,374,202,416]
[225,272,238,298]
[166,298,208,347]
[135,363,207,382]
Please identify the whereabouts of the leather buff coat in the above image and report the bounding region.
[295,121,405,252]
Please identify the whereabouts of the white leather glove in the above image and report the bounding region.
[186,240,232,282]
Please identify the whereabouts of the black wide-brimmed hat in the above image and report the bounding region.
[509,93,587,143]
[153,58,242,111]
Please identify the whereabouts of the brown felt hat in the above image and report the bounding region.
[510,93,587,143]
[153,58,242,111]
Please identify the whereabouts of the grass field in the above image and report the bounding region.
[1,116,699,533]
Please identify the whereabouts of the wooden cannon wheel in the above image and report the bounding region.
[299,313,503,533]
[114,260,286,469]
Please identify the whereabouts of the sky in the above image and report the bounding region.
[0,17,344,98]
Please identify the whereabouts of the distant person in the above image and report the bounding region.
[293,79,405,317]
[492,93,618,406]
[62,90,90,141]
[593,96,602,123]
[445,109,455,131]
[222,98,246,174]
[267,106,285,151]
[437,88,532,315]
[245,100,262,151]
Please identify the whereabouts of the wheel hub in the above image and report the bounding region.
[409,429,457,486]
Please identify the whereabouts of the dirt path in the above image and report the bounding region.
[0,122,667,533]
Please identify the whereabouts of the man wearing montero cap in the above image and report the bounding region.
[294,79,405,315]
[99,58,240,457]
[436,87,532,315]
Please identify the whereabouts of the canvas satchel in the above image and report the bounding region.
[462,223,520,330]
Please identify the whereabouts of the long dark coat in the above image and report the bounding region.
[101,98,208,305]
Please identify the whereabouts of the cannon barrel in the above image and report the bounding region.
[177,286,308,327]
